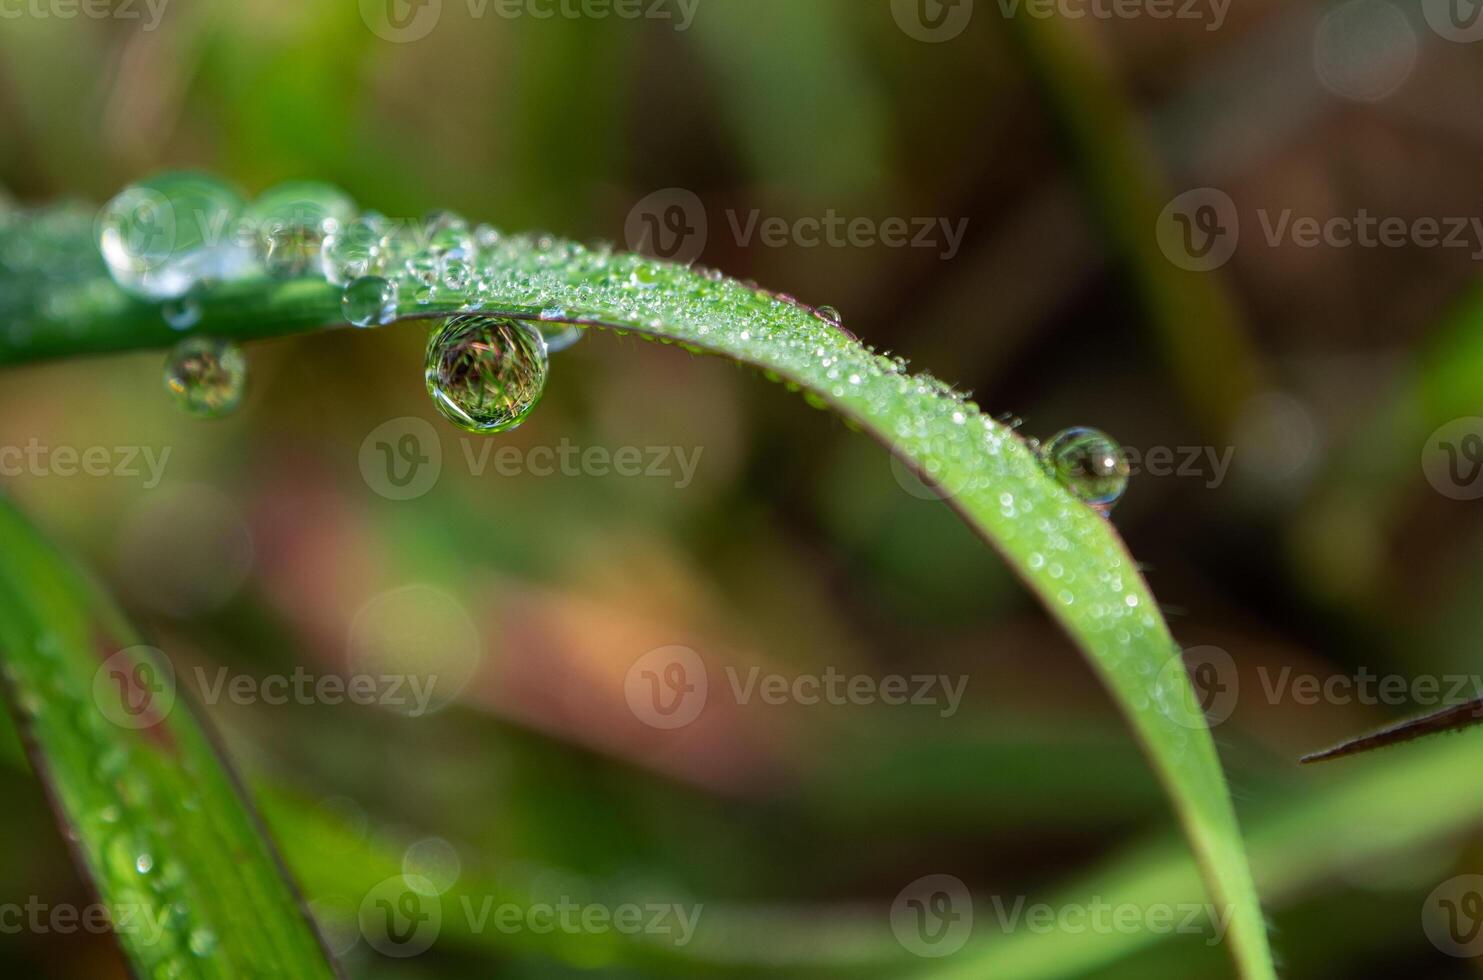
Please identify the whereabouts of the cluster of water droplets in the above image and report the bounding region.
[84,172,1134,510]
[5,632,224,974]
[89,172,588,428]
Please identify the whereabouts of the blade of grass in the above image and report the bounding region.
[923,726,1483,980]
[0,496,337,978]
[1,197,1275,979]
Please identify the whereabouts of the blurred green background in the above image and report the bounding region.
[4,0,1483,976]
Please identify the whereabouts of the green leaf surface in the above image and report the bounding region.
[0,196,1274,978]
[0,497,336,978]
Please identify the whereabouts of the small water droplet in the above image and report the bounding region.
[164,337,246,418]
[162,295,200,331]
[425,315,548,434]
[188,928,217,957]
[1039,427,1130,510]
[136,852,154,875]
[341,275,398,327]
[815,305,843,326]
[538,322,584,354]
[321,215,385,286]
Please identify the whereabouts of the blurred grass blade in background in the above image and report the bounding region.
[0,496,336,978]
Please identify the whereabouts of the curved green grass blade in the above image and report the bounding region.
[0,498,337,978]
[0,198,1274,978]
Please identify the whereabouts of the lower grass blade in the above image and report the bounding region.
[0,496,336,978]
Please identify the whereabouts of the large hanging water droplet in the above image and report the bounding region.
[164,337,246,418]
[1040,427,1130,510]
[341,275,398,327]
[97,172,256,299]
[245,181,356,277]
[425,316,547,434]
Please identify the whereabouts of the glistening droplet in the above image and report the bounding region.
[97,172,256,299]
[1040,427,1130,509]
[538,322,584,354]
[246,181,356,277]
[321,215,386,286]
[425,316,548,434]
[341,275,398,327]
[164,337,246,418]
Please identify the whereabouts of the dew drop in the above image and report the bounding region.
[815,305,843,326]
[162,295,200,331]
[246,181,356,277]
[341,275,398,328]
[538,322,584,354]
[1039,427,1130,510]
[425,315,548,434]
[188,928,217,957]
[321,215,385,286]
[424,210,475,258]
[97,172,256,300]
[164,337,246,418]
